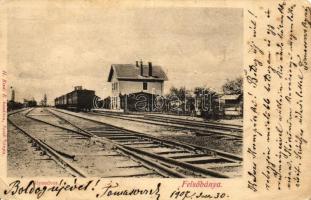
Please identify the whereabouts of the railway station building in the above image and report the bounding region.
[107,60,168,110]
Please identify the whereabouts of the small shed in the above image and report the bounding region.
[219,94,243,116]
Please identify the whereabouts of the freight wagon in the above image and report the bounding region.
[54,86,96,111]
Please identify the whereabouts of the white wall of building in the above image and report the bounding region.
[109,71,164,110]
[119,81,163,95]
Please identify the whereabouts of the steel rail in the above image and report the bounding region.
[8,116,87,177]
[93,109,243,128]
[143,114,243,128]
[23,109,187,178]
[142,115,242,131]
[122,145,229,178]
[90,111,243,139]
[50,108,241,177]
[92,110,243,130]
[26,111,92,138]
[8,108,33,117]
[25,114,92,138]
[10,109,181,177]
[50,109,200,151]
[116,146,187,178]
[45,109,202,177]
[53,108,243,161]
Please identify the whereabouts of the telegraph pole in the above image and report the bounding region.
[184,86,186,114]
[43,94,47,106]
[10,87,15,102]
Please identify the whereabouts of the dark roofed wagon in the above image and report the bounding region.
[54,86,96,111]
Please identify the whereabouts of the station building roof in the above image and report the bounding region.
[107,63,168,82]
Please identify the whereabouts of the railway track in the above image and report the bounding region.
[48,108,242,178]
[8,109,86,177]
[144,114,242,130]
[90,110,243,140]
[8,109,167,178]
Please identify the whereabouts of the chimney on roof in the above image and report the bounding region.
[74,86,82,91]
[136,61,139,67]
[148,62,152,76]
[140,60,143,76]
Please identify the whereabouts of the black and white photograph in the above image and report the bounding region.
[7,6,243,178]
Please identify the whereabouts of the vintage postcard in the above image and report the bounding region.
[0,0,310,199]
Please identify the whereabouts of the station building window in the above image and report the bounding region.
[143,82,147,90]
[112,82,118,91]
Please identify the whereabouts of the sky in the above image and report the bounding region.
[7,3,243,104]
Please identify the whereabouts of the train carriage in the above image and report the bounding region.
[54,86,95,111]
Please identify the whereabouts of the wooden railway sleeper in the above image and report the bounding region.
[116,146,186,178]
[122,145,230,178]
